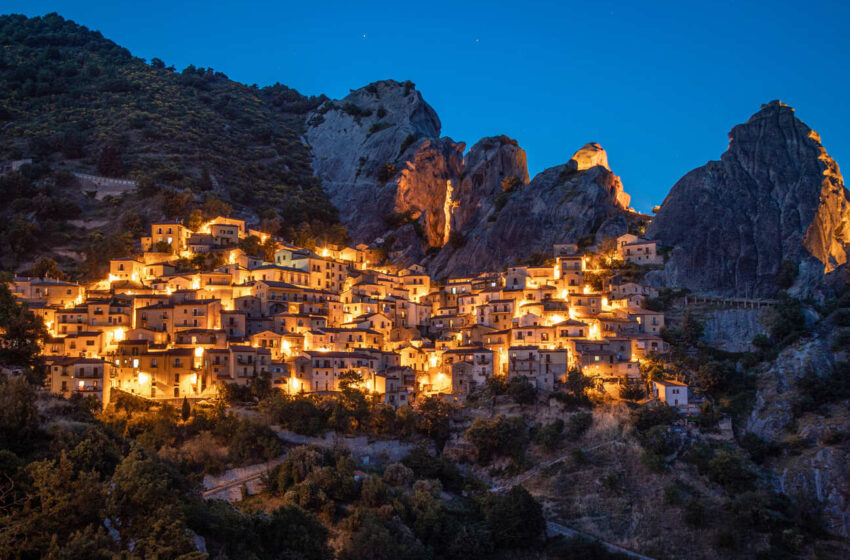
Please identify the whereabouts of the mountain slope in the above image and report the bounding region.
[646,100,850,298]
[0,13,341,271]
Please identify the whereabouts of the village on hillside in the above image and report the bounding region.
[9,216,689,412]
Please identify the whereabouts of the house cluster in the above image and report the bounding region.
[10,217,675,408]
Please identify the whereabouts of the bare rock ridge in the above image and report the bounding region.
[646,100,850,297]
[306,80,640,275]
[429,143,639,277]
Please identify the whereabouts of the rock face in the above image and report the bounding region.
[745,331,850,538]
[699,308,767,353]
[306,80,463,249]
[647,101,850,298]
[449,136,530,235]
[428,143,638,278]
[307,82,643,275]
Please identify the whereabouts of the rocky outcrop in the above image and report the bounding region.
[306,82,643,274]
[306,80,462,248]
[745,331,850,538]
[428,143,639,278]
[647,101,850,298]
[699,308,767,353]
[449,136,530,234]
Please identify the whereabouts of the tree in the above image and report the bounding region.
[506,376,536,405]
[187,209,204,231]
[338,369,363,393]
[202,196,232,219]
[181,397,191,421]
[96,145,125,177]
[485,486,545,549]
[198,166,213,191]
[466,416,528,464]
[27,257,65,280]
[0,283,48,377]
[417,395,454,448]
[0,376,40,452]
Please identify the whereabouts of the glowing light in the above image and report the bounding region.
[131,271,139,282]
[549,314,564,325]
[113,328,125,342]
[78,381,84,390]
[561,289,568,300]
[191,277,200,290]
[228,251,236,264]
[166,286,173,296]
[108,274,119,283]
[194,347,204,358]
[190,373,197,384]
[429,354,439,368]
[132,358,139,368]
[321,248,329,257]
[602,297,609,308]
[138,372,150,385]
[583,285,591,294]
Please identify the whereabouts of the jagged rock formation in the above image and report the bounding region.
[428,143,639,278]
[647,101,850,297]
[306,80,463,252]
[306,82,643,276]
[449,136,530,234]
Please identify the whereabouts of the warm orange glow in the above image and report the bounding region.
[113,328,125,342]
[138,372,150,385]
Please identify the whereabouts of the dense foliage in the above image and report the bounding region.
[0,13,346,271]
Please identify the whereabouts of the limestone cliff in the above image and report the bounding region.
[306,82,642,275]
[647,101,850,297]
[428,143,639,278]
[306,79,463,249]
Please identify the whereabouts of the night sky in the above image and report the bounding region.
[7,0,850,212]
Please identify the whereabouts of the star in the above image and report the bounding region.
[362,34,367,39]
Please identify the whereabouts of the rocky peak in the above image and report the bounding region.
[569,142,610,171]
[647,101,850,297]
[427,143,642,277]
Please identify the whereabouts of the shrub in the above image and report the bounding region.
[706,449,756,491]
[501,175,522,192]
[683,499,706,527]
[506,376,536,405]
[565,411,593,439]
[484,486,545,549]
[533,419,564,452]
[466,416,528,464]
[399,134,416,156]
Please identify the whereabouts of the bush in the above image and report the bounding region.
[533,419,564,452]
[683,499,706,527]
[506,376,536,405]
[706,449,756,492]
[227,418,283,465]
[484,486,545,549]
[501,175,522,192]
[565,411,593,439]
[466,416,528,464]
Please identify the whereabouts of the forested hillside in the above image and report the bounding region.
[0,13,345,275]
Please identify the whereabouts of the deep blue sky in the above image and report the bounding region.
[7,1,850,212]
